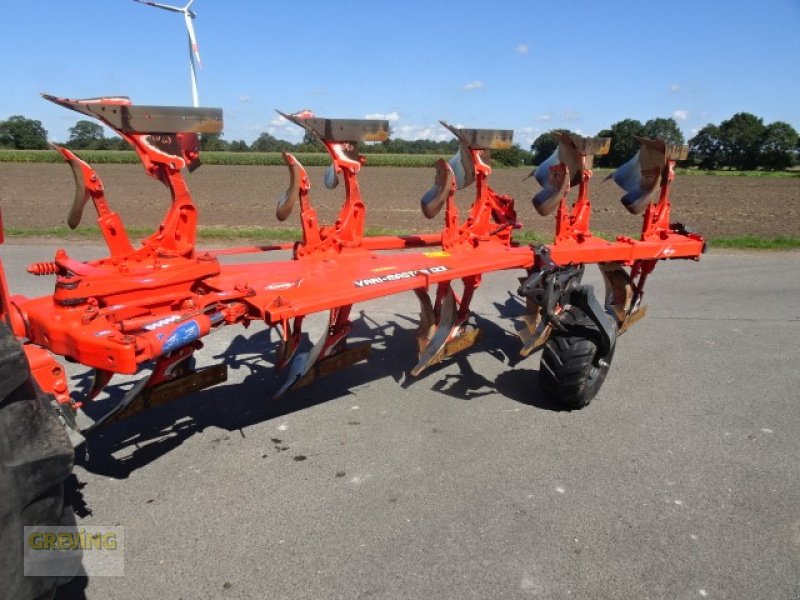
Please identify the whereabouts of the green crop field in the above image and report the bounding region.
[0,149,443,168]
[2,149,799,176]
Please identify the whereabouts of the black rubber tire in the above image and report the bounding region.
[539,305,615,410]
[0,323,75,600]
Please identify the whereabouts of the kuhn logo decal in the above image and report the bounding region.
[354,266,449,288]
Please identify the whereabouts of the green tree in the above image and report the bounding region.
[530,132,558,165]
[491,144,531,167]
[529,130,580,165]
[297,129,324,152]
[641,117,685,145]
[228,140,249,152]
[101,137,130,151]
[759,121,797,170]
[688,124,724,169]
[379,138,457,155]
[66,120,105,150]
[251,132,292,153]
[595,119,644,167]
[718,112,765,170]
[0,115,49,149]
[199,132,228,151]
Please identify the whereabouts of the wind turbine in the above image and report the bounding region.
[133,0,202,107]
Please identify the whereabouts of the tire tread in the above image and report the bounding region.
[539,306,615,409]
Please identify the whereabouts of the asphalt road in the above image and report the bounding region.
[2,244,799,599]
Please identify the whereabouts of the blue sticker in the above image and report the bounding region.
[161,320,201,353]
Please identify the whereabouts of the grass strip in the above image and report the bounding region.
[707,235,800,249]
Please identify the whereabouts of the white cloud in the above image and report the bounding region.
[251,114,304,142]
[669,84,681,93]
[394,123,451,141]
[561,109,581,122]
[516,126,543,147]
[516,44,529,54]
[534,114,551,122]
[673,109,690,121]
[364,111,400,122]
[238,95,252,103]
[461,80,485,91]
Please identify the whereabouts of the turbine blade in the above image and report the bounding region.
[133,0,183,12]
[184,12,201,67]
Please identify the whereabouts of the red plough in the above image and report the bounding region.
[0,95,704,442]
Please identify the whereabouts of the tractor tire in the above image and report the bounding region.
[539,305,615,410]
[0,323,75,600]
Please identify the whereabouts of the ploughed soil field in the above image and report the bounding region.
[1,163,798,239]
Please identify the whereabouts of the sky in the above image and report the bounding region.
[1,0,799,148]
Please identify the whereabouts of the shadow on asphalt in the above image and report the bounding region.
[54,575,88,600]
[69,308,556,481]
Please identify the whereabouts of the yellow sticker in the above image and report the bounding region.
[423,251,451,258]
[371,266,397,273]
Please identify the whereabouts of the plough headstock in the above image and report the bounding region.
[609,137,689,214]
[531,132,610,216]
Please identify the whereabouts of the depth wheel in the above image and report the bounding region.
[539,305,615,410]
[0,323,75,599]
